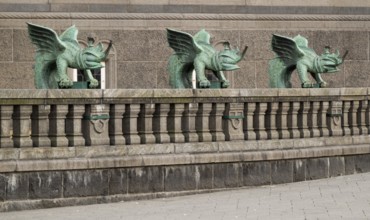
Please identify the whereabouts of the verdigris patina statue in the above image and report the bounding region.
[268,34,347,88]
[167,28,247,88]
[27,23,112,89]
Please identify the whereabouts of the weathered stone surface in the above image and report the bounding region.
[6,173,29,200]
[329,157,345,177]
[306,158,329,180]
[164,166,196,192]
[293,159,306,182]
[195,164,213,190]
[344,61,370,88]
[0,29,12,62]
[128,167,163,193]
[242,161,271,186]
[13,29,35,62]
[29,172,62,199]
[0,63,34,89]
[214,163,241,188]
[63,170,109,197]
[353,154,370,173]
[117,62,159,89]
[0,174,6,201]
[344,155,356,175]
[109,168,128,195]
[271,160,293,184]
[175,142,218,154]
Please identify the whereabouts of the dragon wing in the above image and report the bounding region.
[166,28,203,63]
[59,25,79,47]
[271,34,305,63]
[27,22,66,59]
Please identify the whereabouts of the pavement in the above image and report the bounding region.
[1,172,370,220]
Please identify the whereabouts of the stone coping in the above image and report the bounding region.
[1,136,370,173]
[0,88,368,104]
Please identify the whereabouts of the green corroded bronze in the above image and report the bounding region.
[268,34,347,88]
[167,28,247,89]
[27,23,112,89]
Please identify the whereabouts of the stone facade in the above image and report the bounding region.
[0,1,370,89]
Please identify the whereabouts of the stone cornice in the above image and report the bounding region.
[1,12,370,21]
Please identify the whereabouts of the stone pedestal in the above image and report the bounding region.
[244,102,256,140]
[224,103,244,141]
[138,104,156,144]
[278,102,290,139]
[49,105,69,147]
[109,104,126,146]
[0,106,13,148]
[83,104,110,146]
[196,103,213,142]
[266,102,279,139]
[123,104,141,145]
[153,104,171,144]
[327,101,343,137]
[65,105,85,147]
[210,103,225,142]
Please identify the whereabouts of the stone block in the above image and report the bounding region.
[293,159,306,182]
[50,3,89,12]
[164,166,196,192]
[0,174,6,201]
[254,60,270,89]
[29,172,62,199]
[344,61,370,88]
[175,142,218,154]
[13,29,35,62]
[63,170,109,197]
[117,62,160,89]
[0,63,35,89]
[344,155,356,175]
[242,161,271,186]
[109,168,128,195]
[329,157,345,177]
[213,163,241,188]
[127,144,174,155]
[271,160,293,184]
[128,167,163,193]
[6,173,29,200]
[312,31,368,61]
[233,61,256,88]
[353,154,370,173]
[0,29,12,62]
[306,158,329,180]
[195,164,213,190]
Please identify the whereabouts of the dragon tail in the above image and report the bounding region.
[168,55,193,88]
[268,58,293,88]
[34,55,59,89]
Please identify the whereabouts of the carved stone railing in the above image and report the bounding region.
[0,88,368,149]
[2,88,370,211]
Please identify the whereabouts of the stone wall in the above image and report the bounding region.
[0,2,370,89]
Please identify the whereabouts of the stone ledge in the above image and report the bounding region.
[1,141,370,172]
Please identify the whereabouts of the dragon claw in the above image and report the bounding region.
[58,78,73,88]
[199,80,211,88]
[89,79,99,88]
[221,80,230,88]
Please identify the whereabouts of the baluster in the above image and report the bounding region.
[277,102,290,139]
[183,103,198,142]
[288,102,300,139]
[168,103,185,143]
[196,103,213,142]
[266,102,279,140]
[49,105,69,147]
[309,102,321,137]
[31,105,51,147]
[319,101,330,137]
[153,104,171,143]
[138,104,156,144]
[358,100,368,135]
[244,102,256,140]
[210,103,225,142]
[341,101,351,136]
[109,104,126,145]
[0,106,13,148]
[254,102,268,140]
[12,105,33,148]
[122,104,141,145]
[65,105,85,147]
[349,101,360,135]
[298,101,311,138]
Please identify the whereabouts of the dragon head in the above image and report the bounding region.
[78,40,113,69]
[216,42,248,71]
[315,46,348,73]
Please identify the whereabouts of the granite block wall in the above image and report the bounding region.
[0,2,370,89]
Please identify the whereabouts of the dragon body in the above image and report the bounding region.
[269,34,347,88]
[167,28,247,88]
[27,23,112,89]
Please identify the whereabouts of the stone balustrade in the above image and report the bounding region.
[0,88,368,149]
[2,88,370,211]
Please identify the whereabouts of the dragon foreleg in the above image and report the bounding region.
[84,69,99,88]
[194,59,210,88]
[56,57,73,88]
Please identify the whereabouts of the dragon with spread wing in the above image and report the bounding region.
[167,28,247,89]
[27,23,112,89]
[268,34,347,88]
